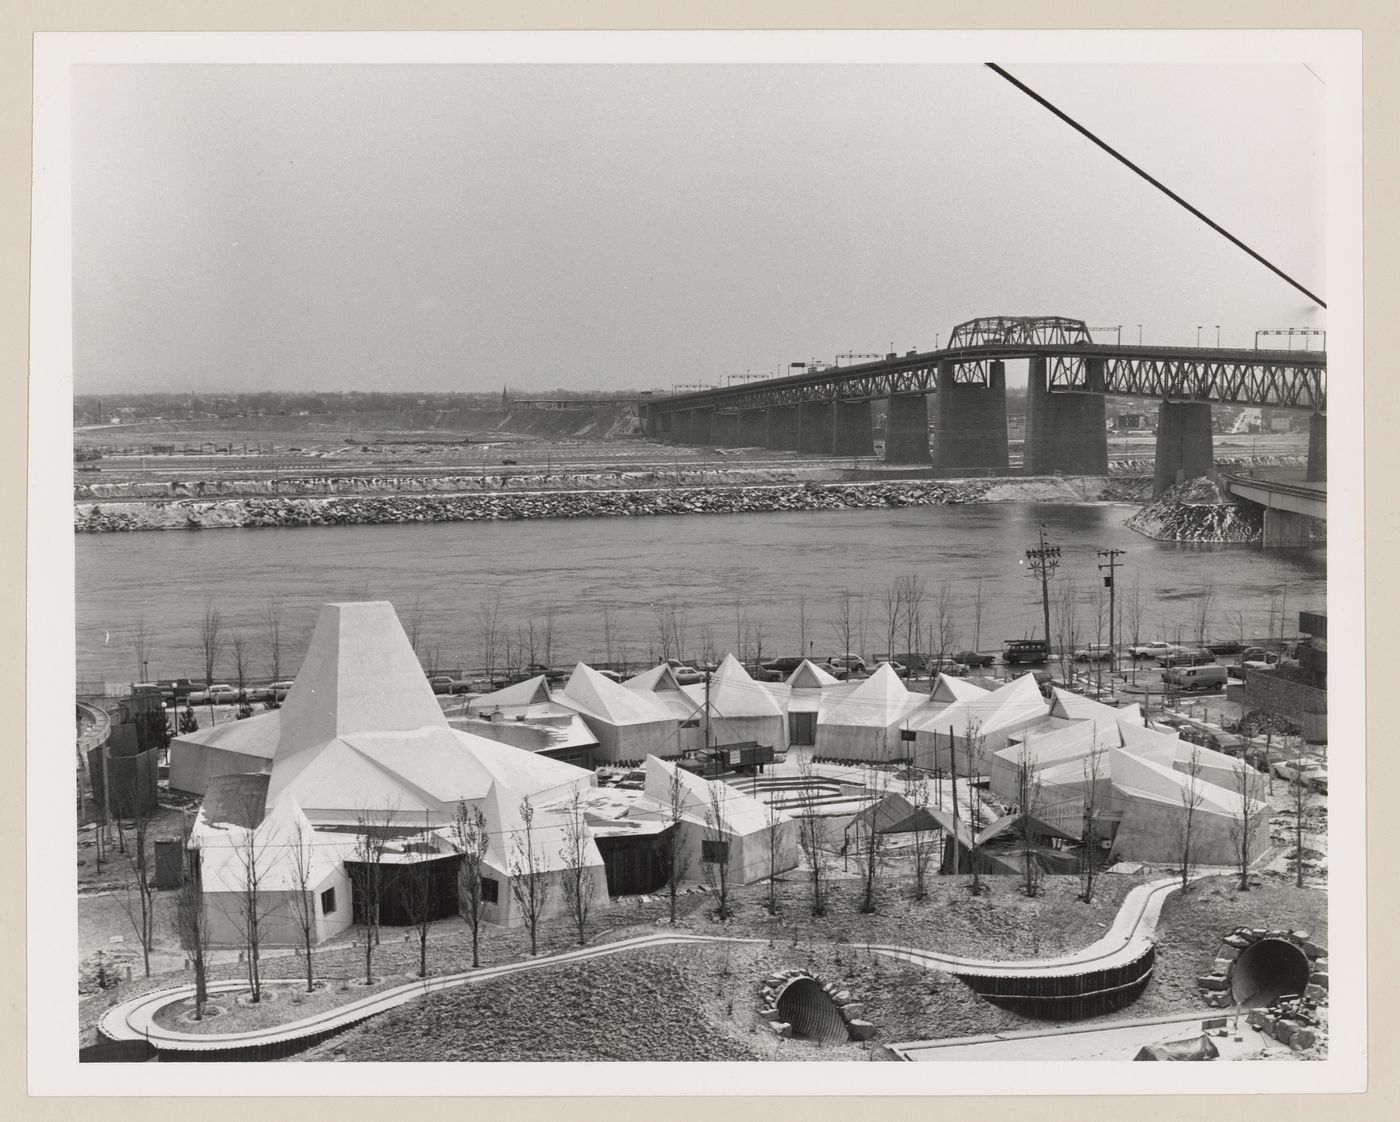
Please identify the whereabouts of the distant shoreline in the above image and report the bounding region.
[74,476,1150,534]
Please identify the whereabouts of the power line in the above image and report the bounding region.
[985,63,1326,309]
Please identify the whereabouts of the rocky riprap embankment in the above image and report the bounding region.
[1126,476,1275,544]
[75,480,1003,532]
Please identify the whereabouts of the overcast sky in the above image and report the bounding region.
[71,61,1326,395]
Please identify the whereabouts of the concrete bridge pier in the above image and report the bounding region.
[799,401,834,454]
[1153,400,1215,495]
[1307,413,1327,482]
[712,410,741,447]
[834,400,875,457]
[768,405,800,451]
[934,359,1010,471]
[884,393,932,463]
[1263,508,1315,548]
[1024,355,1108,475]
[691,408,713,446]
[670,410,692,444]
[740,408,768,447]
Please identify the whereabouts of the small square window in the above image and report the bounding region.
[481,876,500,904]
[701,840,729,865]
[320,887,337,915]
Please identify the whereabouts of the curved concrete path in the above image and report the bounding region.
[98,875,1195,1056]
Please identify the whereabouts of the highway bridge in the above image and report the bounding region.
[1221,469,1328,546]
[638,315,1326,495]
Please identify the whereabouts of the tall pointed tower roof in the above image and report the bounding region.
[276,602,447,764]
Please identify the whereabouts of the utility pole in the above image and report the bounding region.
[1025,526,1060,652]
[1097,548,1125,684]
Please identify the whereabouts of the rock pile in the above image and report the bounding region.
[1246,995,1326,1052]
[75,480,995,533]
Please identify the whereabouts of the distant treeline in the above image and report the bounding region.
[73,388,645,427]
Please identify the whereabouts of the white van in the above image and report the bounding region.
[1162,664,1227,691]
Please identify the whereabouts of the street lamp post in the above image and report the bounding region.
[1215,324,1221,347]
[1196,325,1203,347]
[1137,324,1143,345]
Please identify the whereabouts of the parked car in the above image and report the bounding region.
[870,658,907,677]
[756,657,805,682]
[270,680,296,701]
[953,650,996,668]
[1161,663,1228,691]
[1128,640,1180,660]
[1271,758,1328,793]
[428,675,471,695]
[1205,639,1245,656]
[189,683,237,704]
[1158,647,1216,668]
[595,669,623,683]
[670,665,705,685]
[827,654,867,673]
[1073,643,1116,662]
[922,657,971,677]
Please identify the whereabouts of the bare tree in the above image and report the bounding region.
[697,624,718,670]
[653,596,690,663]
[233,788,274,1000]
[963,718,988,895]
[558,790,596,946]
[971,579,986,653]
[197,602,224,722]
[902,771,935,901]
[879,581,903,669]
[765,796,783,916]
[263,597,285,685]
[1193,586,1217,648]
[1176,743,1205,891]
[858,741,892,914]
[662,766,691,926]
[1015,741,1043,898]
[601,601,619,669]
[1290,769,1315,888]
[733,599,749,665]
[398,824,438,978]
[746,617,769,673]
[509,795,550,955]
[172,842,212,1019]
[702,781,732,921]
[111,765,155,977]
[1053,579,1080,685]
[897,574,927,681]
[829,589,857,663]
[451,799,490,967]
[1231,760,1269,892]
[286,815,319,993]
[230,630,251,704]
[475,594,504,686]
[794,754,828,916]
[350,801,399,984]
[132,616,149,683]
[1078,738,1107,904]
[931,581,956,664]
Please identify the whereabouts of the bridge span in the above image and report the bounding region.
[638,315,1326,493]
[1221,470,1328,546]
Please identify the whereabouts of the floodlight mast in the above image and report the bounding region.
[1025,526,1060,650]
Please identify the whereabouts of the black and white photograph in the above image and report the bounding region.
[28,28,1364,1096]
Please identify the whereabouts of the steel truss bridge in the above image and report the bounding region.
[647,315,1326,414]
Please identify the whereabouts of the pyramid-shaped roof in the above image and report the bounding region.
[559,663,674,726]
[1050,688,1142,727]
[907,673,1048,739]
[929,674,989,704]
[819,662,921,727]
[704,654,784,718]
[469,674,552,711]
[625,663,685,693]
[276,602,447,767]
[788,659,839,690]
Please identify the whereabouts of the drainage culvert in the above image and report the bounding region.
[758,969,876,1043]
[1196,927,1328,1010]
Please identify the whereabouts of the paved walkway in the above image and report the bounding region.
[98,875,1198,1057]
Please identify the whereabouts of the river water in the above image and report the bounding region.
[75,503,1325,688]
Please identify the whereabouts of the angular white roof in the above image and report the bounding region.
[625,663,686,693]
[276,602,447,768]
[929,674,989,704]
[469,675,553,710]
[907,673,1048,739]
[787,659,839,690]
[559,663,675,727]
[172,708,282,760]
[1050,688,1144,727]
[693,654,784,719]
[818,662,923,727]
